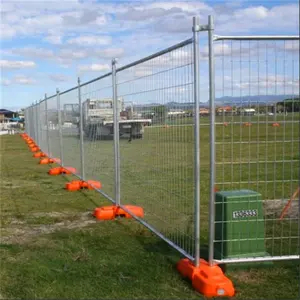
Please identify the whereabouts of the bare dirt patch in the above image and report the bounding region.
[229,270,263,285]
[0,179,39,190]
[0,211,98,245]
[263,199,299,219]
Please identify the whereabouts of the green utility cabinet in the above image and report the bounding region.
[214,190,270,267]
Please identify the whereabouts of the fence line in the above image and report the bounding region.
[23,14,299,297]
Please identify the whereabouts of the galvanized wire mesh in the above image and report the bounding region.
[212,38,300,263]
[46,96,60,160]
[80,75,115,199]
[39,100,48,155]
[22,25,299,267]
[116,41,196,258]
[59,88,81,174]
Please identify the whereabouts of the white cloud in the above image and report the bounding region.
[94,48,124,59]
[44,35,62,45]
[9,47,55,59]
[6,46,125,67]
[0,60,36,69]
[67,35,112,46]
[49,74,69,82]
[234,6,268,20]
[0,24,16,39]
[216,4,299,34]
[78,64,110,72]
[14,75,36,85]
[1,79,11,86]
[118,7,182,21]
[1,75,37,86]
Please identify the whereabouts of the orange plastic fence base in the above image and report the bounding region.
[272,122,280,127]
[177,258,235,298]
[28,144,37,149]
[65,180,102,191]
[31,147,40,152]
[48,167,77,175]
[33,152,46,158]
[93,205,144,220]
[39,157,61,164]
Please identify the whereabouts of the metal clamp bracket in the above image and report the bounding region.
[193,24,209,32]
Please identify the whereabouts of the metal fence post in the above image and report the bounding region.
[57,88,64,167]
[208,15,216,266]
[78,77,85,180]
[45,94,50,156]
[112,58,121,206]
[192,16,201,268]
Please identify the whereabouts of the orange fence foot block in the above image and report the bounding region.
[272,122,280,127]
[21,133,28,139]
[177,258,235,298]
[39,157,60,165]
[48,167,77,175]
[39,158,54,164]
[31,147,40,152]
[93,205,144,220]
[65,180,102,191]
[33,152,46,158]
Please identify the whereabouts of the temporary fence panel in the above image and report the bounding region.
[80,74,116,201]
[115,38,198,261]
[211,36,300,264]
[59,87,82,175]
[27,106,33,141]
[46,95,60,160]
[22,15,299,287]
[38,100,48,155]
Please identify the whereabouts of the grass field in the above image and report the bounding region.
[0,118,299,299]
[45,114,299,259]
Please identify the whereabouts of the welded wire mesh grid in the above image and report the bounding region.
[38,100,49,155]
[27,106,34,140]
[212,38,300,262]
[116,41,196,257]
[59,88,81,176]
[80,75,115,198]
[46,96,60,160]
[23,30,299,266]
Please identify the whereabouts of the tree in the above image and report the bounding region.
[277,98,300,113]
[152,105,167,124]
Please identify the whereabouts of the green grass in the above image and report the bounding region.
[54,115,299,258]
[0,126,299,299]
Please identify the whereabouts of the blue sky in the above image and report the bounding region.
[0,0,299,111]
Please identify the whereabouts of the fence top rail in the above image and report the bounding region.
[40,37,193,102]
[213,35,300,41]
[78,71,112,89]
[39,94,56,104]
[116,37,193,73]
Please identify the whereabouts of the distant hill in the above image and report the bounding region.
[165,94,298,109]
[132,94,298,110]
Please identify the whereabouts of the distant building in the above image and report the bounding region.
[239,108,256,116]
[0,109,16,123]
[216,106,233,116]
[199,108,210,116]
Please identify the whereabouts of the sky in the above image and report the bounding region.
[0,0,299,111]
